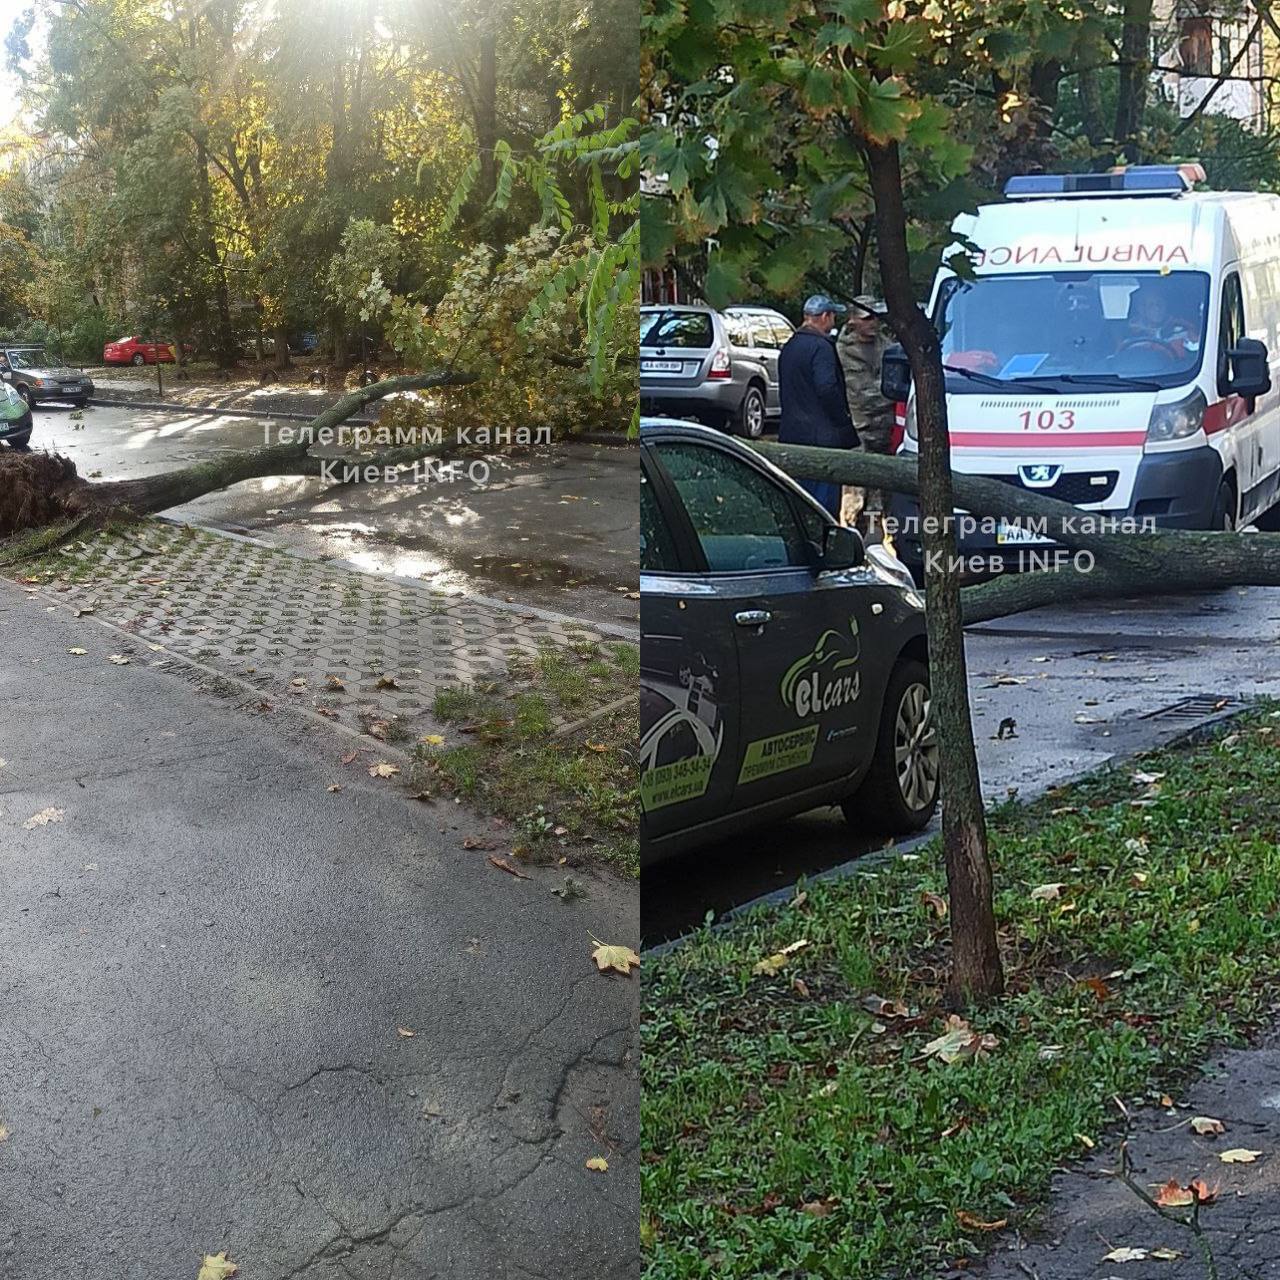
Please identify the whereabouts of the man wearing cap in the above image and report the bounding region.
[836,296,894,534]
[777,295,859,518]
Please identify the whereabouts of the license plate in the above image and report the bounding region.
[641,359,683,373]
[996,521,1052,546]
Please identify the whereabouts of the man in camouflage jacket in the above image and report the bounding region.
[835,296,894,533]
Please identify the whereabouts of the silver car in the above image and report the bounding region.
[640,305,794,439]
[0,346,95,409]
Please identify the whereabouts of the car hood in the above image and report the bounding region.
[21,365,88,379]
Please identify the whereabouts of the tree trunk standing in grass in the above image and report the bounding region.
[864,138,1005,1001]
[1114,0,1154,162]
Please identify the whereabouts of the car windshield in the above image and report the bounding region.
[5,349,48,370]
[936,270,1211,389]
[641,311,713,349]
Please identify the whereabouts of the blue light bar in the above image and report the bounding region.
[1004,164,1205,200]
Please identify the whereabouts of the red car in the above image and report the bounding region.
[103,335,178,366]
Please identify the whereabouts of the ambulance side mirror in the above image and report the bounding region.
[1226,338,1271,400]
[880,344,911,401]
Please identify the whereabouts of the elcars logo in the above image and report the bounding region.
[780,621,861,720]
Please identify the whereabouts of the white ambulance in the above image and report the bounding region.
[885,164,1279,572]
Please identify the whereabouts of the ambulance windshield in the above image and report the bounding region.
[936,271,1211,389]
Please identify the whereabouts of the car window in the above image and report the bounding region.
[641,470,679,572]
[641,312,713,349]
[1218,272,1245,392]
[655,442,810,572]
[722,313,752,347]
[749,321,777,349]
[771,320,795,347]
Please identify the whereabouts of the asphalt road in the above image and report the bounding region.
[0,582,639,1278]
[643,582,1280,944]
[27,400,639,632]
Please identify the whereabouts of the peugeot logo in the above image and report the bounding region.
[1019,463,1062,488]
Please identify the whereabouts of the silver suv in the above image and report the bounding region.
[640,305,794,439]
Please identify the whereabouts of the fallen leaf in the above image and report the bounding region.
[367,720,390,740]
[920,890,948,918]
[1103,1246,1149,1262]
[585,1156,609,1172]
[753,938,810,977]
[800,1197,835,1216]
[376,674,400,689]
[1155,1179,1194,1207]
[420,734,446,747]
[397,1026,415,1038]
[463,835,498,850]
[1220,1148,1262,1163]
[368,762,400,778]
[1151,1249,1182,1261]
[585,740,609,753]
[23,807,64,830]
[1131,770,1166,785]
[1189,1177,1219,1203]
[592,941,640,976]
[326,675,346,691]
[290,677,307,688]
[197,1254,239,1280]
[1075,1132,1095,1149]
[66,647,87,655]
[1191,1116,1225,1136]
[861,994,910,1019]
[923,1015,998,1064]
[1030,882,1065,901]
[108,655,131,666]
[327,784,343,793]
[488,855,531,880]
[1079,976,1111,1001]
[955,1209,1007,1232]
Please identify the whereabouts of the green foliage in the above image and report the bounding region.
[324,218,402,330]
[384,226,636,437]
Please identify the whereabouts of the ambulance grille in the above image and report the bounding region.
[977,398,1122,410]
[984,471,1119,504]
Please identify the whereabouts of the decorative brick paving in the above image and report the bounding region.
[22,523,607,738]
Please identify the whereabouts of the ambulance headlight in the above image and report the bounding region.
[1146,388,1206,442]
[902,398,918,442]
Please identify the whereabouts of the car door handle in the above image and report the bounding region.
[735,609,772,628]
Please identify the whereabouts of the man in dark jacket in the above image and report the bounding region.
[778,295,859,517]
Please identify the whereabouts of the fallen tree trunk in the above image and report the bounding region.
[1,370,476,537]
[751,440,1280,622]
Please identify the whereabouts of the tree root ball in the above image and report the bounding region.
[0,452,82,535]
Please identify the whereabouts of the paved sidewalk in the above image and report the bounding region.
[979,1037,1280,1280]
[0,580,639,1277]
[16,521,625,745]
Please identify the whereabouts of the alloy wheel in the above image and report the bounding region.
[894,681,939,813]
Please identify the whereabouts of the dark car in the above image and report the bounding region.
[0,346,95,408]
[640,305,794,439]
[0,380,32,449]
[640,419,937,864]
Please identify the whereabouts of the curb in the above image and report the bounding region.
[89,396,378,426]
[89,396,636,445]
[642,700,1255,958]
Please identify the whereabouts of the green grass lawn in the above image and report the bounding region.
[416,640,639,875]
[643,710,1280,1277]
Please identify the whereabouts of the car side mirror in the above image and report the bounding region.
[1227,337,1271,400]
[820,523,864,571]
[880,344,912,401]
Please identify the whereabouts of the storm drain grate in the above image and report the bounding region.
[1139,693,1245,722]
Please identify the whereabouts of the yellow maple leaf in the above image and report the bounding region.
[369,762,400,778]
[197,1252,239,1280]
[591,941,640,976]
[585,1155,608,1172]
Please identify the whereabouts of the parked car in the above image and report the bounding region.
[103,335,180,365]
[0,346,94,408]
[640,418,936,864]
[640,304,795,439]
[0,379,33,449]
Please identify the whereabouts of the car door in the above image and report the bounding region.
[647,435,879,813]
[639,448,740,840]
[748,317,783,413]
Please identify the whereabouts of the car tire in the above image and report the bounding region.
[131,353,146,366]
[736,385,766,439]
[72,398,89,409]
[1211,480,1236,532]
[15,384,33,411]
[842,657,938,834]
[5,431,32,451]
